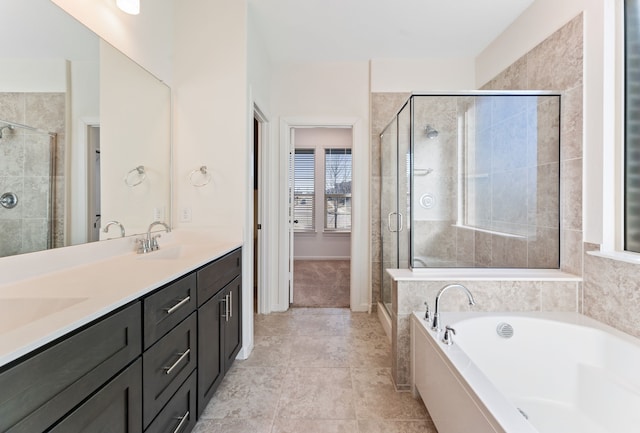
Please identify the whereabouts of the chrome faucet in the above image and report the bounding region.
[103,220,125,238]
[147,221,171,251]
[137,221,171,253]
[431,283,475,332]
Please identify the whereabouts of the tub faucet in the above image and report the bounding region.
[103,220,125,238]
[431,283,476,332]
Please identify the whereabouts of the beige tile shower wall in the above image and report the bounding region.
[0,92,65,257]
[481,13,584,276]
[583,246,640,339]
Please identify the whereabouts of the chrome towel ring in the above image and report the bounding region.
[124,165,146,187]
[189,166,212,187]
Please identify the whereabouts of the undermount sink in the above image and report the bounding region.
[136,244,192,260]
[0,297,88,334]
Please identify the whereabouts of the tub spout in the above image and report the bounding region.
[431,283,475,332]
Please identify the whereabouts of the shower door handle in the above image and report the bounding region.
[387,212,402,233]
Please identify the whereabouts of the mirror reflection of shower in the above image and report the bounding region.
[0,118,57,257]
[425,124,439,139]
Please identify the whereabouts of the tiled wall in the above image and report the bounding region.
[583,248,640,339]
[0,92,66,257]
[480,15,583,275]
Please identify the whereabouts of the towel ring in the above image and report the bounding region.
[189,166,212,187]
[124,165,146,187]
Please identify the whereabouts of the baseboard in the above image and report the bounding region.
[377,302,392,343]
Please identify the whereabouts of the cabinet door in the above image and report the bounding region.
[48,358,142,433]
[196,289,225,416]
[0,302,142,433]
[223,276,242,373]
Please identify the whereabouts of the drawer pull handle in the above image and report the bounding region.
[221,296,229,321]
[165,296,191,315]
[164,349,191,375]
[172,410,190,433]
[229,291,233,319]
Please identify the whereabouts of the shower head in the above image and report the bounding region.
[425,124,438,139]
[0,125,14,139]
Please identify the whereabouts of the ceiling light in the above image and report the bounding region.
[116,0,140,15]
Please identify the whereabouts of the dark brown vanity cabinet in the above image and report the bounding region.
[196,248,242,416]
[0,246,242,433]
[0,302,142,433]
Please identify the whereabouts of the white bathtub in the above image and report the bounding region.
[410,311,640,433]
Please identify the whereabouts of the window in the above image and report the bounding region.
[324,149,352,231]
[625,0,640,252]
[293,149,315,231]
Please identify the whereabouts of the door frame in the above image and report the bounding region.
[278,116,370,312]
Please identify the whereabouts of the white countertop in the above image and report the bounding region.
[0,230,242,368]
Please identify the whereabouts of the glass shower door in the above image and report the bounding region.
[380,102,411,313]
[380,118,398,312]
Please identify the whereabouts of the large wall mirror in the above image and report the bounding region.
[0,0,171,258]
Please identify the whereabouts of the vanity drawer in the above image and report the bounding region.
[143,313,197,428]
[196,247,241,306]
[145,370,197,433]
[144,273,197,349]
[0,302,142,433]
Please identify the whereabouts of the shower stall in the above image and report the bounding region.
[380,92,561,312]
[0,119,58,257]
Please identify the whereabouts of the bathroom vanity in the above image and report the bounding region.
[0,236,242,433]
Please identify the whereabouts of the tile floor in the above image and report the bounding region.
[193,308,437,433]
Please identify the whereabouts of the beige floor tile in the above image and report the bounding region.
[357,419,437,433]
[352,368,428,420]
[348,333,392,368]
[192,419,273,433]
[290,314,346,336]
[280,307,351,316]
[196,309,432,433]
[237,335,292,367]
[288,335,349,367]
[201,366,286,419]
[272,419,359,433]
[276,367,356,419]
[254,314,296,336]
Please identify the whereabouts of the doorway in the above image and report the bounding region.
[290,127,352,308]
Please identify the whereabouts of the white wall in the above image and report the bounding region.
[50,0,173,83]
[270,60,370,311]
[370,58,476,92]
[476,0,609,245]
[172,0,248,236]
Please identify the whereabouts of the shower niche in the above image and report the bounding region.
[380,92,561,286]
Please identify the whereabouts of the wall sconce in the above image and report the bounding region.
[116,0,140,15]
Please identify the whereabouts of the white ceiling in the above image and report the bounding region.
[248,0,535,63]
